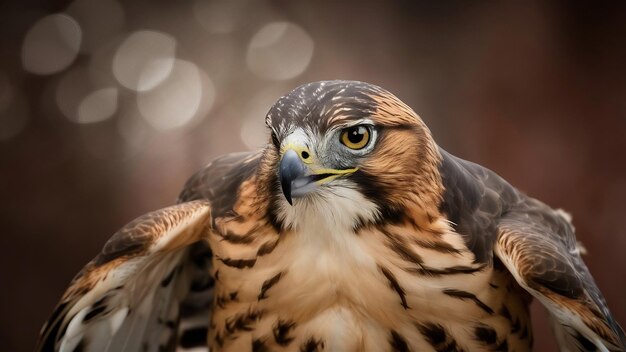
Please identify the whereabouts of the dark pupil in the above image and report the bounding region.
[347,127,365,144]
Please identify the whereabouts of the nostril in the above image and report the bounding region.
[301,151,310,159]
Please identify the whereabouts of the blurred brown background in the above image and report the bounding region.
[0,1,625,351]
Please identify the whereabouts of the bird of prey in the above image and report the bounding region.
[37,81,625,352]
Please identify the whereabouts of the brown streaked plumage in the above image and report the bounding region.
[38,80,625,352]
[37,200,212,351]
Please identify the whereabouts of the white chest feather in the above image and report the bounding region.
[269,186,476,324]
[209,184,524,351]
[270,185,383,312]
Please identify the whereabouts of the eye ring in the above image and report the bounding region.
[340,125,371,150]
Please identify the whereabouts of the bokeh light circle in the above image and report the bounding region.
[77,87,118,124]
[112,30,177,91]
[21,14,82,75]
[246,22,314,80]
[137,59,215,131]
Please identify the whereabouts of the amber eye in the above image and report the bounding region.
[340,125,370,150]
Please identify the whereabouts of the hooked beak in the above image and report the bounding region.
[278,149,357,205]
[279,149,306,205]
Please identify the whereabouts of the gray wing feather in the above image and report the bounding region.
[438,148,625,351]
[438,148,521,263]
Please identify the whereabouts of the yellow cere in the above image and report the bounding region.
[281,143,314,164]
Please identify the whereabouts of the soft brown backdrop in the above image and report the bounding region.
[1,1,624,351]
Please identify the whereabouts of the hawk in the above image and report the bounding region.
[37,81,625,352]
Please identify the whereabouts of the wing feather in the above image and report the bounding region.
[439,149,625,351]
[494,200,626,351]
[37,151,262,351]
[37,201,211,352]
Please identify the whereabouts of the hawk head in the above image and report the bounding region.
[262,80,443,229]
